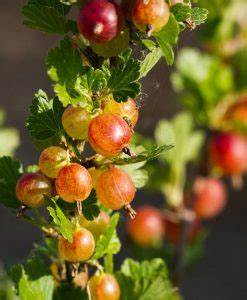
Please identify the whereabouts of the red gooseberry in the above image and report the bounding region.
[16,172,52,208]
[127,205,164,247]
[88,113,132,157]
[58,228,95,262]
[88,273,120,300]
[209,132,247,175]
[77,0,123,43]
[55,163,92,203]
[131,0,170,34]
[96,166,135,210]
[193,177,227,220]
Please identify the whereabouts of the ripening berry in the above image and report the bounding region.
[39,146,69,178]
[103,98,139,128]
[131,0,170,34]
[77,0,123,43]
[96,166,135,210]
[74,211,110,240]
[88,273,120,300]
[193,177,227,219]
[88,113,132,157]
[209,132,247,175]
[55,163,92,203]
[164,217,201,245]
[16,172,52,208]
[62,105,92,140]
[58,228,95,262]
[127,205,164,247]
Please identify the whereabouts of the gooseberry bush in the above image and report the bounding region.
[127,0,247,283]
[0,0,208,299]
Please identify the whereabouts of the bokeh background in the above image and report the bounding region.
[0,1,247,299]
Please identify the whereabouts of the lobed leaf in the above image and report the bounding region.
[0,156,23,210]
[10,257,54,300]
[81,190,100,221]
[22,0,71,34]
[154,14,179,65]
[26,90,65,149]
[108,49,141,102]
[116,259,181,300]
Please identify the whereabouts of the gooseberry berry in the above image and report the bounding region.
[102,98,139,128]
[16,172,52,208]
[88,273,120,300]
[131,0,170,34]
[193,177,227,219]
[55,163,92,203]
[58,228,95,262]
[209,132,247,175]
[127,205,164,247]
[96,166,135,210]
[88,113,132,157]
[39,146,69,178]
[62,105,92,140]
[77,0,123,43]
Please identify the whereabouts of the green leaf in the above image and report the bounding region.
[155,14,180,45]
[154,15,179,65]
[81,190,100,221]
[155,112,204,166]
[139,47,162,79]
[0,266,19,300]
[22,0,71,34]
[171,3,191,22]
[91,214,120,260]
[110,145,174,166]
[108,49,141,102]
[116,259,181,300]
[156,40,174,65]
[26,90,65,149]
[46,198,73,242]
[10,257,54,300]
[46,37,106,107]
[0,156,23,210]
[190,7,208,26]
